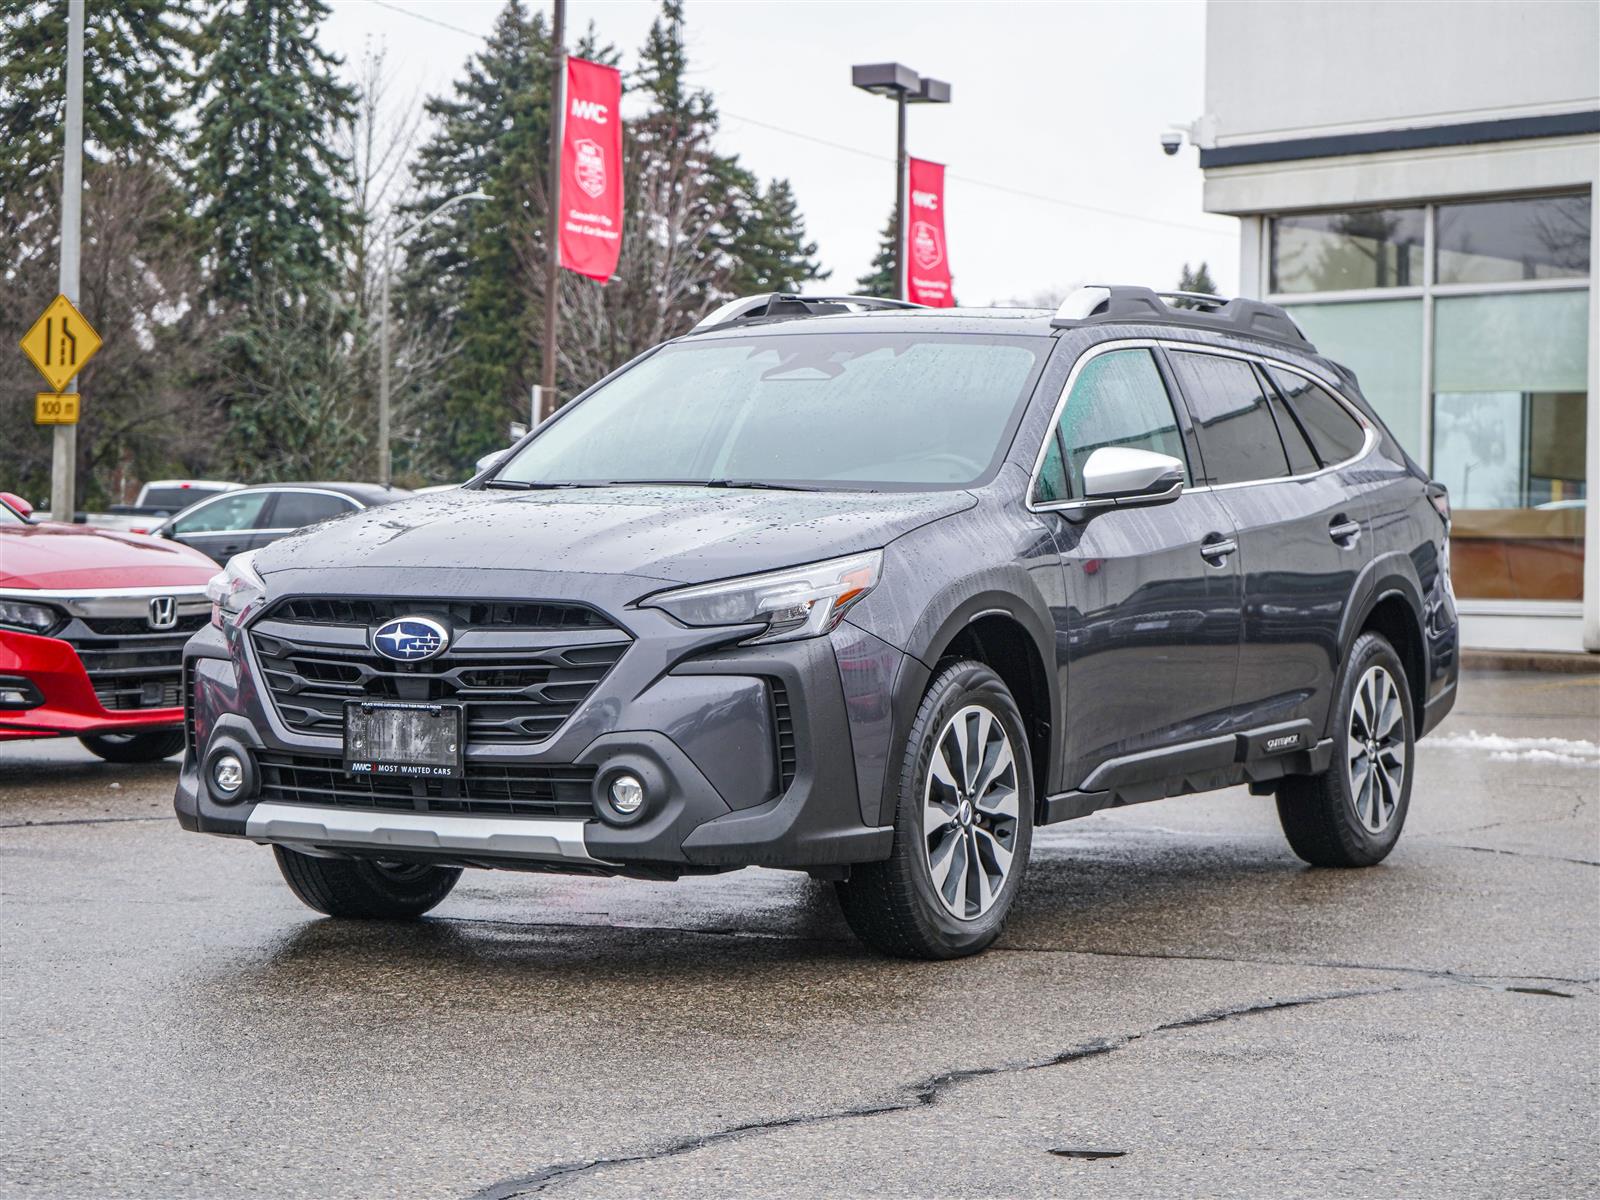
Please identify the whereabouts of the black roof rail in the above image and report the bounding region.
[1051,284,1313,350]
[690,292,927,333]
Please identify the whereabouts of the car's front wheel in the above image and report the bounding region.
[836,660,1034,959]
[1276,631,1415,867]
[273,847,462,919]
[78,730,185,762]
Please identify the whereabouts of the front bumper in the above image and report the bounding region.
[175,569,903,877]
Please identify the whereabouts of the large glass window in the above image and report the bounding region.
[1432,290,1589,601]
[1282,299,1425,452]
[1270,207,1425,293]
[1436,195,1591,285]
[497,333,1045,491]
[1041,349,1189,500]
[1168,351,1290,485]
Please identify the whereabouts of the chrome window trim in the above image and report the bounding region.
[1025,337,1377,515]
[168,486,360,537]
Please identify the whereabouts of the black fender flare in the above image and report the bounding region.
[1329,549,1427,738]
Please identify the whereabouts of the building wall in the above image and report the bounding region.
[1205,0,1599,144]
[1200,0,1600,654]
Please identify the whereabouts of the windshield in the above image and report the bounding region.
[0,500,24,526]
[495,332,1046,490]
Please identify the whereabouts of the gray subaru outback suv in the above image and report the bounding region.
[177,287,1459,959]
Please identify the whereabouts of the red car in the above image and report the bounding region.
[0,492,219,761]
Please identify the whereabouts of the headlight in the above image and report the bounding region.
[0,597,64,635]
[642,551,882,644]
[206,550,266,628]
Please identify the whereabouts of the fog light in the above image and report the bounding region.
[608,773,645,815]
[212,752,244,795]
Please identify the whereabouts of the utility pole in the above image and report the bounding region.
[540,0,566,423]
[50,0,84,523]
[894,91,907,301]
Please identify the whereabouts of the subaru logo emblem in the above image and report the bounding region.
[371,616,450,662]
[148,595,178,631]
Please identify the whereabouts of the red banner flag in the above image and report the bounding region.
[558,57,624,283]
[905,157,954,307]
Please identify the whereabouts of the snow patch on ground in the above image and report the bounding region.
[1425,730,1600,769]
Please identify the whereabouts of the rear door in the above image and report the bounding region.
[1034,346,1243,790]
[1167,348,1372,741]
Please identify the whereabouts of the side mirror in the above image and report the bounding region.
[474,448,512,475]
[1,491,34,518]
[1080,447,1186,506]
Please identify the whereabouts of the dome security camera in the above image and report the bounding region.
[1159,130,1183,156]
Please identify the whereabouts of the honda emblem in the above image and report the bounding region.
[148,595,178,631]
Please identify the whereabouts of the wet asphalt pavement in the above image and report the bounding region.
[2,668,1596,1199]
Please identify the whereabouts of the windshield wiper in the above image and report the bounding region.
[480,479,604,490]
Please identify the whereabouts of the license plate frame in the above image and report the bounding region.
[343,701,464,778]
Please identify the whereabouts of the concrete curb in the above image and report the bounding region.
[1461,649,1600,674]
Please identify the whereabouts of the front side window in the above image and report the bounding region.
[171,492,270,535]
[1271,207,1425,293]
[270,492,354,529]
[1169,351,1291,486]
[496,333,1046,491]
[1042,349,1189,501]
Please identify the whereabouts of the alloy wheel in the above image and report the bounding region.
[1346,665,1407,835]
[923,703,1020,920]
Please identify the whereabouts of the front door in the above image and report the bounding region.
[1034,346,1243,789]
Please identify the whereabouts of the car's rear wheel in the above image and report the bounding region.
[78,730,185,763]
[272,846,462,919]
[835,660,1033,959]
[1277,631,1414,867]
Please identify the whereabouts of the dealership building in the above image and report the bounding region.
[1198,0,1598,654]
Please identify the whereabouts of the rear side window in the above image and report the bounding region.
[1265,366,1368,465]
[1038,348,1189,501]
[1169,351,1291,485]
[270,491,355,528]
[1256,364,1319,474]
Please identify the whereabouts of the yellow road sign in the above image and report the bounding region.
[20,294,102,393]
[35,392,80,425]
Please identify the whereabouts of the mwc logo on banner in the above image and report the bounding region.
[905,157,954,307]
[559,57,624,283]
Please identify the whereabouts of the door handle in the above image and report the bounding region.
[1200,535,1237,565]
[1328,517,1362,547]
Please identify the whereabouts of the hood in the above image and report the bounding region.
[0,522,220,589]
[252,486,976,584]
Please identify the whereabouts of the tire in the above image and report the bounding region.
[836,660,1034,959]
[1277,631,1415,867]
[78,730,186,763]
[272,846,462,919]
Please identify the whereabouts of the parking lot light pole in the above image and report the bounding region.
[377,190,491,488]
[850,64,951,301]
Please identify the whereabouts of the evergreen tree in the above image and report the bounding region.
[855,207,898,297]
[190,0,357,303]
[1177,261,1219,297]
[727,177,827,294]
[398,0,554,473]
[0,0,202,201]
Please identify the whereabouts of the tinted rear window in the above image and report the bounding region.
[497,333,1047,490]
[1168,351,1290,485]
[1265,366,1368,465]
[271,491,354,528]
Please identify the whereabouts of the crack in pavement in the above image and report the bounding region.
[0,814,168,829]
[462,985,1416,1199]
[1439,841,1600,867]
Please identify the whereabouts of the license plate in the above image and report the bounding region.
[344,702,463,778]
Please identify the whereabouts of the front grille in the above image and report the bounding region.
[63,629,190,711]
[249,599,629,745]
[257,752,596,819]
[269,598,609,632]
[81,613,208,637]
[770,679,797,792]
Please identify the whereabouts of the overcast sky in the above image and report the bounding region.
[320,0,1240,304]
